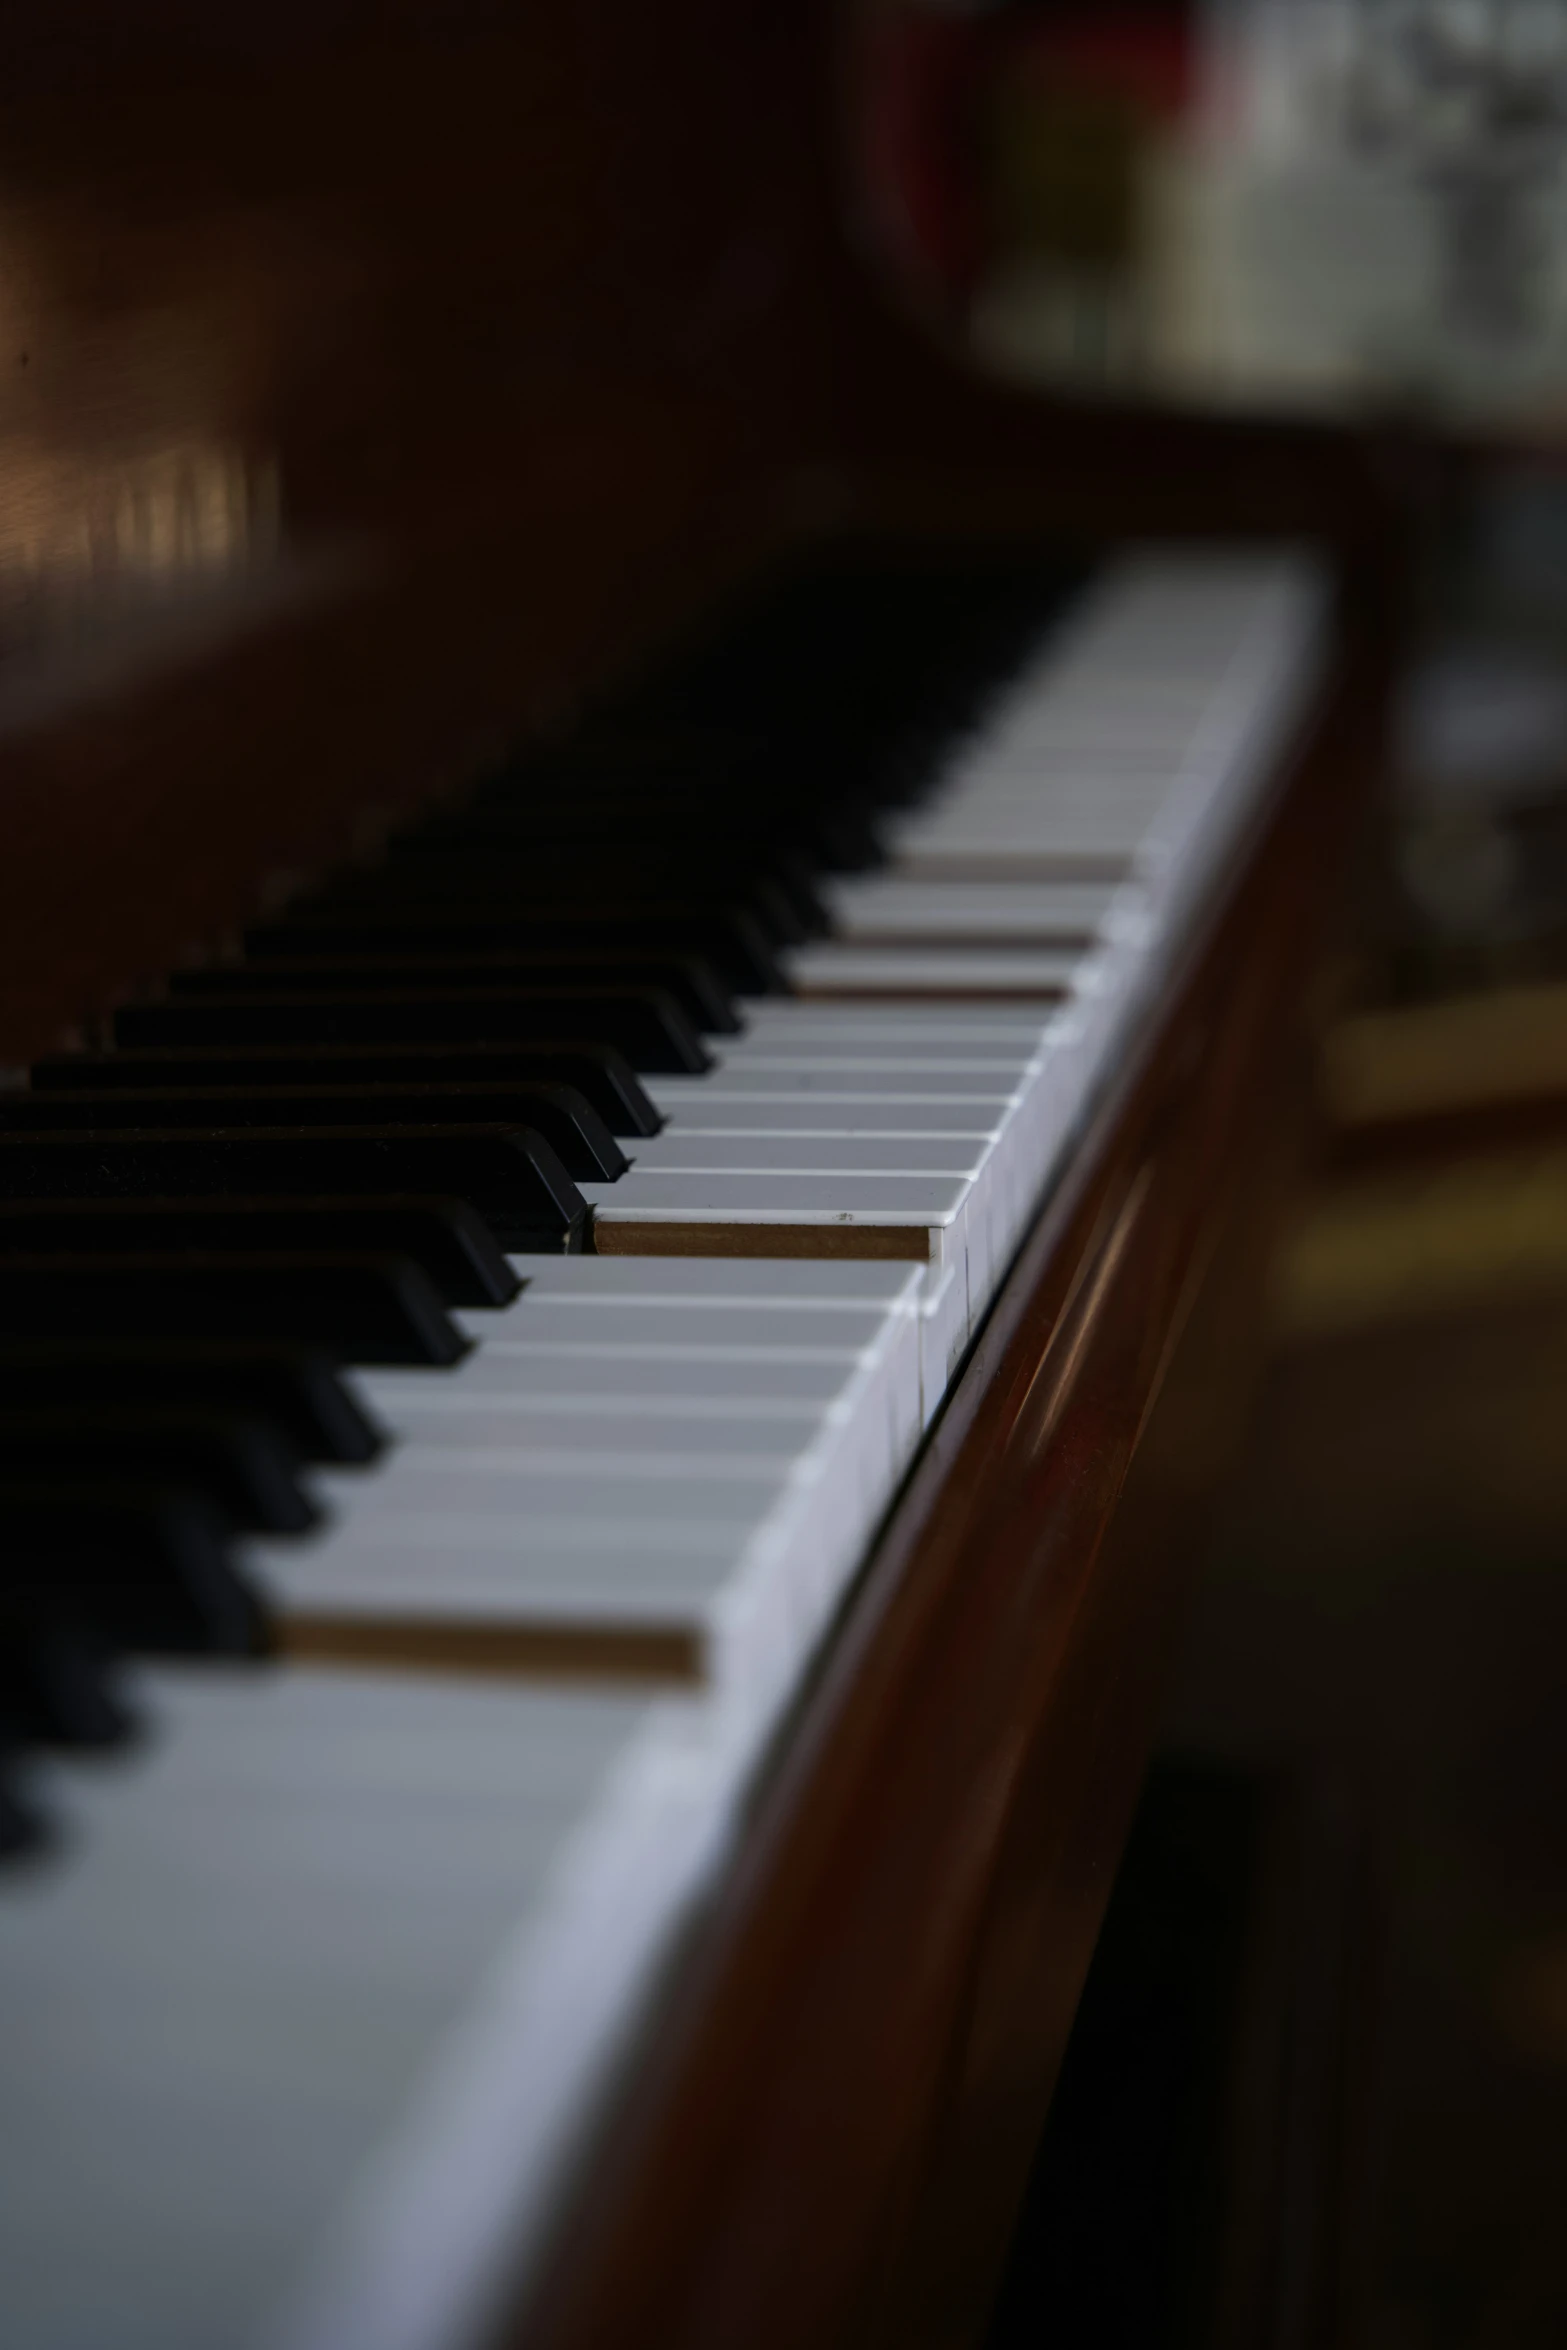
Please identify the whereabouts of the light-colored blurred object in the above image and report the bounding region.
[869,0,1567,428]
[1397,648,1567,807]
[1323,979,1567,1123]
[1275,1144,1567,1333]
[1386,640,1567,972]
[1173,0,1567,417]
[0,438,279,636]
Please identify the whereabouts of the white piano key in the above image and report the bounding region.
[887,803,1170,863]
[337,1401,826,1458]
[584,1166,977,1228]
[254,1431,902,1695]
[0,1667,719,2350]
[356,1346,873,1407]
[780,945,1083,997]
[628,1134,990,1177]
[455,1297,912,1354]
[820,876,1118,941]
[311,1454,800,1520]
[643,1022,1078,1342]
[471,1265,927,1464]
[711,1041,1045,1074]
[649,1068,1031,1101]
[987,711,1208,748]
[603,1132,1020,1338]
[655,1094,1010,1136]
[500,1254,923,1305]
[345,1373,911,1470]
[891,763,1178,808]
[263,1519,786,1646]
[726,1004,1058,1043]
[732,995,1057,1026]
[269,1481,803,1626]
[242,1253,925,1690]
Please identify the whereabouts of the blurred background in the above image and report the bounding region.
[851,8,1567,2343]
[858,0,1567,423]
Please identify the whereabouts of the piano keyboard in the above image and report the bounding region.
[0,546,1327,2350]
[252,1255,928,1707]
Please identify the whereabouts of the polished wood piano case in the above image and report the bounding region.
[0,4,1384,2343]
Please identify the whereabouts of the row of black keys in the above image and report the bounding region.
[0,1039,670,1849]
[0,551,1071,1849]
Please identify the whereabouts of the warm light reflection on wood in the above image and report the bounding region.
[0,440,279,629]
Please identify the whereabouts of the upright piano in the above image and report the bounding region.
[0,6,1388,2345]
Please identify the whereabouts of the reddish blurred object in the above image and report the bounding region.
[860,2,1194,309]
[861,7,996,307]
[1018,3,1193,123]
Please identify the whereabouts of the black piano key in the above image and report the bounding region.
[245,903,790,989]
[111,989,709,1074]
[0,1342,382,1465]
[0,1125,587,1250]
[298,842,823,929]
[0,1410,316,1536]
[331,844,826,941]
[0,1629,135,1750]
[319,840,845,911]
[0,1195,520,1307]
[307,835,832,911]
[0,1767,45,1860]
[0,1070,624,1181]
[27,1044,662,1139]
[165,952,740,1035]
[412,781,842,832]
[475,755,886,818]
[0,1484,265,1657]
[0,1254,467,1367]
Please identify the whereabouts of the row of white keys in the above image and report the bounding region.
[0,1267,946,2350]
[230,945,1142,2342]
[592,1004,1072,1361]
[586,559,1326,1344]
[594,559,1334,1325]
[637,557,1331,1309]
[0,1663,748,2350]
[239,1257,925,1716]
[878,554,1327,918]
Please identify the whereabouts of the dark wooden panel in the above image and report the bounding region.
[0,0,1403,1070]
[0,3,839,1062]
